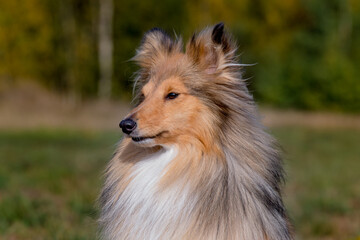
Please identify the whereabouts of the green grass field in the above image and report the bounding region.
[0,128,359,240]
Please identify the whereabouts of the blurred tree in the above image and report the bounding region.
[0,0,359,111]
[98,0,113,99]
[0,0,53,81]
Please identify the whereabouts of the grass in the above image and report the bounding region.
[0,130,121,239]
[272,128,360,240]
[0,128,359,239]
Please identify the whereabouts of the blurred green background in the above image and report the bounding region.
[1,0,360,111]
[0,0,360,239]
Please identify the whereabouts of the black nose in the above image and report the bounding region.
[119,118,137,134]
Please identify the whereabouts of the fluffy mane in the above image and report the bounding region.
[99,23,293,240]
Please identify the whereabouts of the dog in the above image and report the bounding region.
[99,23,293,240]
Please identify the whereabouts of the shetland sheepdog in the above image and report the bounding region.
[99,23,293,240]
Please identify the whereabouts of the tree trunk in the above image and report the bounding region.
[98,0,113,98]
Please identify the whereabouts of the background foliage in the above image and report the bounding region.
[0,0,359,111]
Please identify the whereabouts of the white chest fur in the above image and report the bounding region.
[110,146,193,240]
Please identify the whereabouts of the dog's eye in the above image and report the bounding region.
[165,92,179,100]
[136,93,145,106]
[139,93,145,101]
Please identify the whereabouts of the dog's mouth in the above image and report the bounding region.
[131,136,155,142]
[131,131,167,143]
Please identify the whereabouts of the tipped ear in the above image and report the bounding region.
[133,28,181,69]
[211,22,225,45]
[186,23,236,74]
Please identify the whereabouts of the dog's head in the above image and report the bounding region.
[120,23,246,148]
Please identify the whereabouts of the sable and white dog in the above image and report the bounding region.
[99,23,293,240]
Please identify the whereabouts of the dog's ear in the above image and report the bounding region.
[133,28,181,69]
[186,23,237,74]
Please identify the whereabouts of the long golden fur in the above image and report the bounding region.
[99,23,293,240]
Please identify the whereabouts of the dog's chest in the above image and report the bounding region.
[124,147,177,204]
[116,147,193,239]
